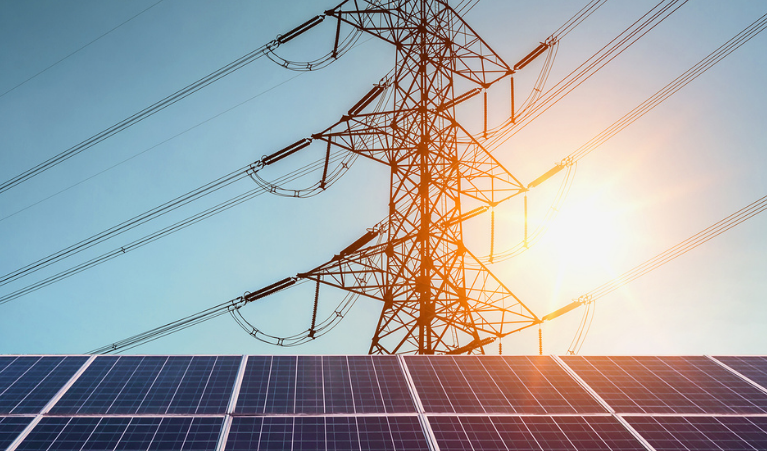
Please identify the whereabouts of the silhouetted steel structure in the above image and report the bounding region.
[284,0,540,355]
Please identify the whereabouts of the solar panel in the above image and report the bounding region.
[561,356,767,414]
[227,416,430,450]
[428,415,646,450]
[0,356,88,414]
[235,356,415,414]
[49,355,240,414]
[405,356,605,414]
[15,416,222,451]
[626,415,767,450]
[0,417,33,450]
[714,356,767,391]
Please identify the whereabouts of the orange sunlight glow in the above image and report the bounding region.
[544,197,624,272]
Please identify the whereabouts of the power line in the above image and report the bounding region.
[0,150,355,306]
[564,193,767,353]
[0,71,306,224]
[485,0,689,150]
[476,11,767,265]
[0,11,333,196]
[0,0,165,100]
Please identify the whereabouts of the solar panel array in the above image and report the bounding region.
[2,355,767,450]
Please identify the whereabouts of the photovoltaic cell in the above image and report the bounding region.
[227,416,429,451]
[0,356,88,414]
[428,415,645,450]
[0,416,33,450]
[405,356,605,414]
[715,355,767,391]
[15,416,222,451]
[626,415,767,450]
[235,356,414,414]
[562,356,767,414]
[49,355,240,414]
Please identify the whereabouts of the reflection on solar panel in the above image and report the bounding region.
[715,355,767,391]
[9,355,767,450]
[49,355,240,414]
[406,356,605,414]
[626,415,767,450]
[0,356,88,414]
[561,356,767,414]
[227,416,429,451]
[0,417,33,450]
[429,415,646,450]
[15,416,222,451]
[235,356,414,414]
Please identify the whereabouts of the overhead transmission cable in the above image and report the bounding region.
[0,149,355,307]
[0,7,352,196]
[561,192,767,353]
[475,10,767,265]
[0,0,165,100]
[0,71,306,224]
[485,0,688,150]
[0,68,391,294]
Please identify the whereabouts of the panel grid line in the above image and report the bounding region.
[553,356,657,451]
[216,355,247,451]
[399,355,441,451]
[552,356,614,414]
[709,355,767,396]
[41,355,96,414]
[5,415,43,451]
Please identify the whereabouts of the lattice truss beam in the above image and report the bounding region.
[281,0,542,355]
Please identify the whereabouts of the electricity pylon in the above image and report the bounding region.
[290,0,541,354]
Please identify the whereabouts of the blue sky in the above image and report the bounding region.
[0,0,765,356]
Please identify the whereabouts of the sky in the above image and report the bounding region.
[0,0,765,356]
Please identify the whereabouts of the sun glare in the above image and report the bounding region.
[545,197,624,272]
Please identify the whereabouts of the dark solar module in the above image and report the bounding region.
[15,416,222,451]
[235,356,415,414]
[49,355,240,414]
[429,415,645,450]
[626,415,767,450]
[715,356,767,391]
[405,356,605,414]
[0,416,33,450]
[562,356,767,414]
[227,416,429,451]
[0,356,88,414]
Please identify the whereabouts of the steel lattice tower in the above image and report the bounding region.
[290,0,541,355]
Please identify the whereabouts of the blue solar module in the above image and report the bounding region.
[235,356,415,414]
[49,355,240,414]
[0,356,88,414]
[715,356,767,391]
[15,416,222,451]
[429,415,646,450]
[227,416,429,450]
[0,416,33,450]
[405,356,605,414]
[626,415,767,450]
[562,356,767,414]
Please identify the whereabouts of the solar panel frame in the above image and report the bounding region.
[234,356,416,415]
[562,355,767,414]
[625,415,767,450]
[404,356,606,414]
[226,415,430,451]
[49,355,240,415]
[14,416,224,451]
[428,415,647,451]
[0,416,34,450]
[0,356,88,414]
[714,355,767,392]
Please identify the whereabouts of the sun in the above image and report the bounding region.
[544,195,625,272]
